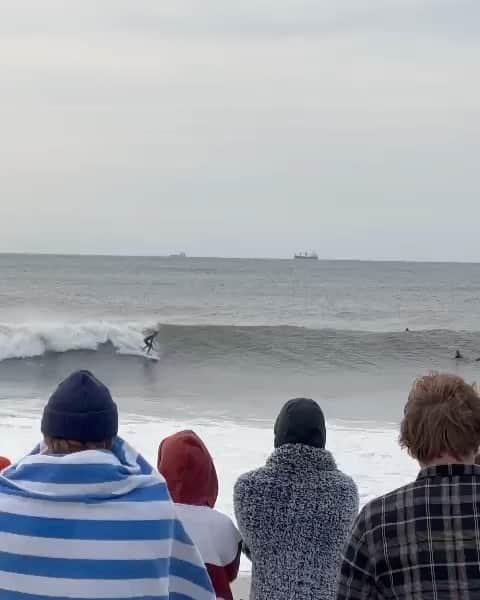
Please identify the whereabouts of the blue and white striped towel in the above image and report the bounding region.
[0,437,215,600]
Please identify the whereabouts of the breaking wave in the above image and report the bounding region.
[0,321,149,362]
[1,321,480,369]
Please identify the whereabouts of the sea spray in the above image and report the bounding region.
[0,321,150,362]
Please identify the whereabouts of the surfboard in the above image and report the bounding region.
[141,351,160,362]
[121,349,160,362]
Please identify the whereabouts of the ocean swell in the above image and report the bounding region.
[1,321,479,369]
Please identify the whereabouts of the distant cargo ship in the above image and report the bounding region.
[169,252,187,258]
[294,251,318,260]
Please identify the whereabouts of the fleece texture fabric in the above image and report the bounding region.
[234,444,358,600]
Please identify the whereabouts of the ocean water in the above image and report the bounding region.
[1,253,479,554]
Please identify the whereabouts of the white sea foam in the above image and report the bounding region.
[0,321,152,362]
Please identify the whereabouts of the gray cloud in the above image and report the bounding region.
[0,1,479,260]
[2,1,479,38]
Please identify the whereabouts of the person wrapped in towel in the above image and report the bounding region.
[0,370,215,600]
[158,430,242,599]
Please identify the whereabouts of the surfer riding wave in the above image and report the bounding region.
[143,331,158,354]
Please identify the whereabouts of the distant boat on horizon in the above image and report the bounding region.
[169,252,187,258]
[294,251,318,260]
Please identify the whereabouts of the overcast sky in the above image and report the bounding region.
[0,0,479,260]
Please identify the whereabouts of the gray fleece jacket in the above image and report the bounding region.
[234,444,358,600]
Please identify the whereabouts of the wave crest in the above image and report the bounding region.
[0,321,479,368]
[0,322,149,362]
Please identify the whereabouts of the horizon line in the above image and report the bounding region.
[0,251,480,265]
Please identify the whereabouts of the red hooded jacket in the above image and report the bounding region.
[158,431,242,600]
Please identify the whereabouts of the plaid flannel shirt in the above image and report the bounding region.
[337,464,480,599]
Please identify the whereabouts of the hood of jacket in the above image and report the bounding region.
[158,430,218,508]
[274,398,326,449]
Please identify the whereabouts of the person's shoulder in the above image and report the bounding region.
[377,477,420,506]
[128,475,177,517]
[177,504,241,538]
[235,464,269,487]
[356,479,419,533]
[330,467,358,493]
[317,466,359,511]
[210,508,242,540]
[234,464,272,504]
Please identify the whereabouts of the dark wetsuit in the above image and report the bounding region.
[143,332,158,354]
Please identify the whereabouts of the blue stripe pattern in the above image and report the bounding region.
[170,559,213,591]
[0,480,171,503]
[0,551,170,579]
[0,594,170,600]
[0,512,189,541]
[0,437,214,600]
[5,463,135,484]
[0,592,201,600]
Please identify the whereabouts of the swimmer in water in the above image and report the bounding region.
[455,350,463,360]
[143,331,158,354]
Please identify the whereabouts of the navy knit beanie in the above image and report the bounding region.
[274,398,326,449]
[41,370,118,442]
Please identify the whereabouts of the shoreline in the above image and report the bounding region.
[233,573,250,600]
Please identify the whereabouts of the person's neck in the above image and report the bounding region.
[422,453,476,468]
